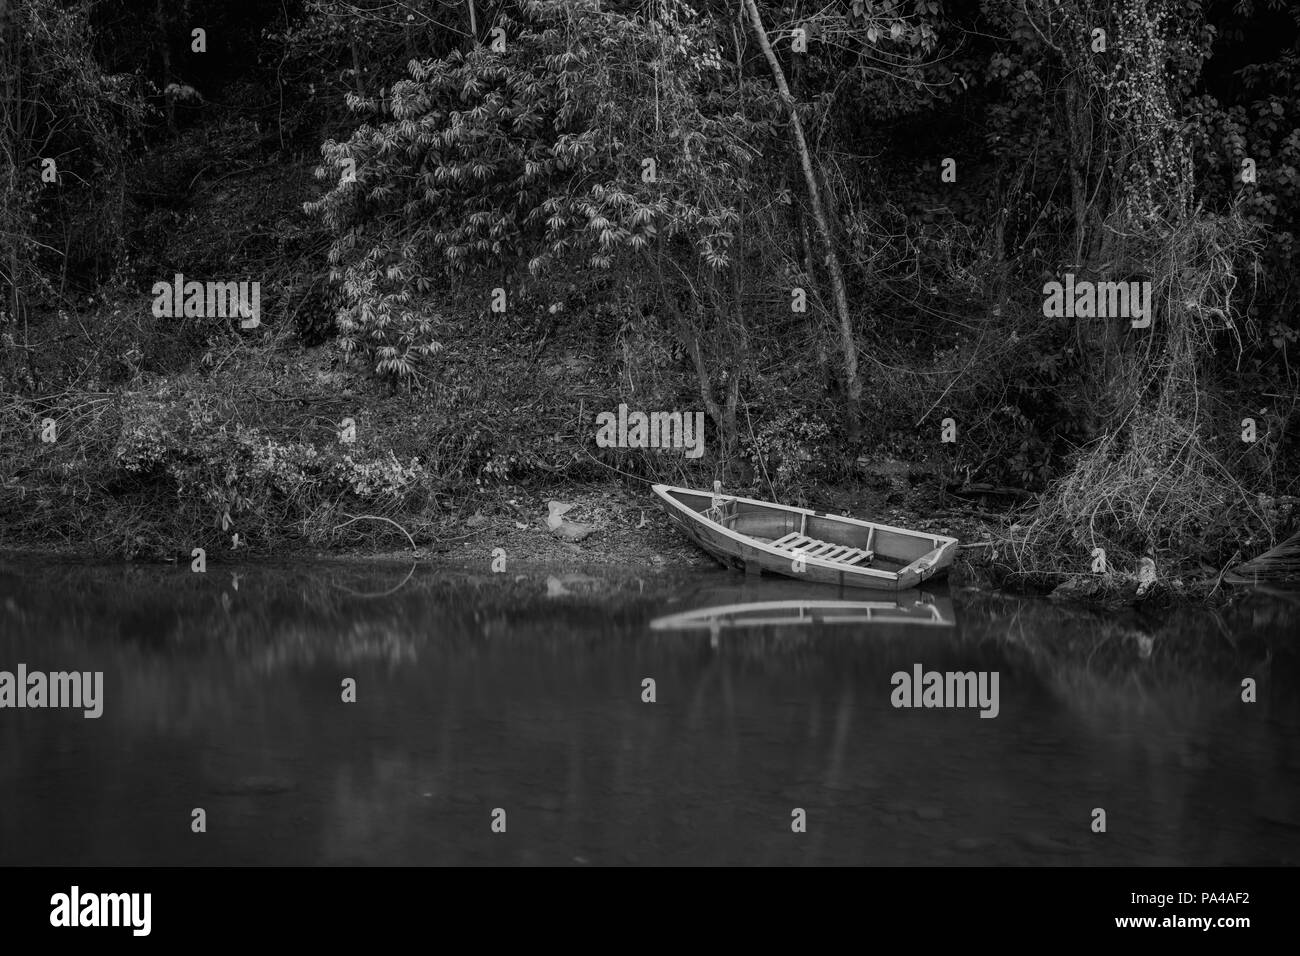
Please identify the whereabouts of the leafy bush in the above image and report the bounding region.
[113,390,430,547]
[743,408,830,498]
[305,0,778,383]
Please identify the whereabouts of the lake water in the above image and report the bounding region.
[1,558,1297,866]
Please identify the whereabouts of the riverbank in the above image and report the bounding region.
[0,477,993,576]
[0,298,1006,576]
[2,478,1235,609]
[0,310,1254,608]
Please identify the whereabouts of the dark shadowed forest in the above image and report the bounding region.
[2,0,1298,601]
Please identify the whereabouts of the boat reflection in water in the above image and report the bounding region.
[649,579,956,633]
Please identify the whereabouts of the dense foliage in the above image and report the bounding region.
[2,0,1298,589]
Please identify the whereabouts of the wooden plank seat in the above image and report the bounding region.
[771,531,874,566]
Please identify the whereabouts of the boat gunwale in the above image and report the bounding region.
[650,602,951,627]
[650,483,959,583]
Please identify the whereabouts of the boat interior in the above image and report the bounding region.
[670,487,944,572]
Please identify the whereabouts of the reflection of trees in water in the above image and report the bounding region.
[3,562,1298,864]
[0,561,677,667]
[958,590,1300,864]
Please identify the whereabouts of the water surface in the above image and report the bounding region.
[1,559,1297,865]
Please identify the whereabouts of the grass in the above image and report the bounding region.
[994,209,1290,601]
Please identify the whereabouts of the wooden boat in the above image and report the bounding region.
[650,581,955,631]
[651,483,958,591]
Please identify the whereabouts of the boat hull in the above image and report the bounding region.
[650,581,956,631]
[651,484,959,591]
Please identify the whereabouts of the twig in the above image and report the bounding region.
[329,561,418,599]
[332,512,417,552]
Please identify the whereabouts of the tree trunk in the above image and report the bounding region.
[154,0,176,134]
[742,0,862,440]
[655,254,739,450]
[350,41,367,97]
[1,0,24,330]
